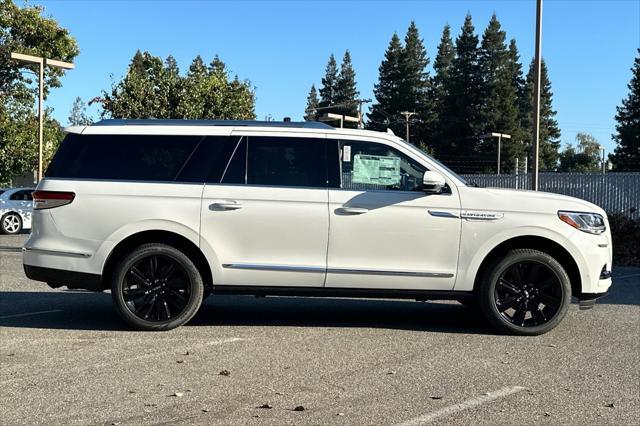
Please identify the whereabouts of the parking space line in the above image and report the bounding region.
[397,386,527,425]
[0,309,64,320]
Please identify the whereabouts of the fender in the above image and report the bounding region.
[454,223,588,292]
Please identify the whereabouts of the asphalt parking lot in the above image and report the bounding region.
[1,233,639,425]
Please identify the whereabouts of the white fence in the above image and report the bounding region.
[461,172,640,218]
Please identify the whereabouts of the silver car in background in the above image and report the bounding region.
[0,187,34,234]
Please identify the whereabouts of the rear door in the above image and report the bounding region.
[200,133,329,287]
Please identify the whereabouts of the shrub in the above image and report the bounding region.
[608,212,640,266]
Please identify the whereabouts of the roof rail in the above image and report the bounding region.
[92,119,334,130]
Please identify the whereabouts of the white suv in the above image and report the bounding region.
[23,120,612,334]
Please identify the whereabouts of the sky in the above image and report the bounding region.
[35,0,640,154]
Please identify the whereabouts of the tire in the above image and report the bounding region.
[478,249,571,336]
[111,243,204,331]
[1,213,23,235]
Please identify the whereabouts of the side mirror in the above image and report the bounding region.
[422,170,446,194]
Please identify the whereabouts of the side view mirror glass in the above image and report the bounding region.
[422,170,446,194]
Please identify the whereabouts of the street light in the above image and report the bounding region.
[481,132,511,175]
[10,52,75,182]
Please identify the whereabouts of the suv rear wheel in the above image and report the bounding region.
[478,249,571,336]
[111,243,204,331]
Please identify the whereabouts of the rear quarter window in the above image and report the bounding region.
[46,134,236,183]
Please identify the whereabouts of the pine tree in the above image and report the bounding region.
[609,49,640,171]
[478,14,522,172]
[438,14,483,159]
[401,21,434,145]
[334,50,359,123]
[68,96,92,126]
[431,24,455,155]
[367,33,405,135]
[162,55,182,117]
[523,59,561,170]
[319,54,338,111]
[304,84,319,121]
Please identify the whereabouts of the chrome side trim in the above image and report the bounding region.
[23,247,92,258]
[222,263,454,278]
[428,210,460,218]
[327,268,454,278]
[222,263,325,273]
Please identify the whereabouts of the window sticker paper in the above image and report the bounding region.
[352,154,401,185]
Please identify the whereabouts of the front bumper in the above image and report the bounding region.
[578,291,608,310]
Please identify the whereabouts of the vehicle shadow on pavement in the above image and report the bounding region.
[1,274,636,332]
[0,290,494,334]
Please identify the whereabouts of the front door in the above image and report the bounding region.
[326,139,461,290]
[200,134,329,287]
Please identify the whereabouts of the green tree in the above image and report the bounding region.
[609,49,640,171]
[334,50,359,123]
[522,59,561,170]
[304,84,319,121]
[319,54,338,112]
[401,21,434,145]
[478,14,522,172]
[68,96,92,126]
[558,133,602,172]
[102,50,172,119]
[438,14,483,156]
[367,33,405,135]
[430,24,455,155]
[103,52,255,120]
[0,0,78,184]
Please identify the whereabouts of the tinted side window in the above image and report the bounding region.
[339,140,427,192]
[247,137,326,188]
[47,134,242,182]
[10,190,32,201]
[220,137,246,184]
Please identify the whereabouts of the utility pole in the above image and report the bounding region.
[400,111,416,143]
[531,0,543,191]
[10,52,75,182]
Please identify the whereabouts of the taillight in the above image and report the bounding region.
[32,191,75,209]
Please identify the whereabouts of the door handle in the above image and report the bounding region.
[337,207,369,215]
[210,200,243,211]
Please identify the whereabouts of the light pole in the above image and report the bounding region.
[10,52,75,182]
[400,111,416,143]
[531,0,543,190]
[481,132,511,175]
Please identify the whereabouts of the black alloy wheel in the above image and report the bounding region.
[479,249,571,335]
[494,260,563,327]
[122,254,191,322]
[112,243,203,331]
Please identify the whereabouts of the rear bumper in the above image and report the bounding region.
[23,264,103,292]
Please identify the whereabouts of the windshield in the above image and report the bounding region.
[393,137,469,186]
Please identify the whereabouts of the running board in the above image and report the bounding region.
[212,285,471,301]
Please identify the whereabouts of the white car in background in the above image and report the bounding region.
[0,187,34,234]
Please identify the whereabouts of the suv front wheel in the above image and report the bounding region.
[111,243,204,331]
[479,249,572,336]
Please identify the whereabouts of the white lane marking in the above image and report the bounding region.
[397,386,527,426]
[0,309,64,320]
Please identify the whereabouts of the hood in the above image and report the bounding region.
[460,186,606,217]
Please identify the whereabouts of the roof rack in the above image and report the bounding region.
[92,119,334,130]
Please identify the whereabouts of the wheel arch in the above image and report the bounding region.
[101,230,213,291]
[471,235,582,298]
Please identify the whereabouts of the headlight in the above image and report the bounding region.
[558,211,606,235]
